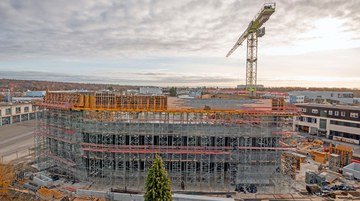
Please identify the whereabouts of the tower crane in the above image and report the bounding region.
[226,3,276,96]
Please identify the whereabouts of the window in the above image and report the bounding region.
[5,108,11,115]
[350,112,359,118]
[334,111,339,116]
[338,93,353,98]
[32,106,37,111]
[302,108,307,112]
[320,119,327,129]
[307,117,312,123]
[15,107,21,114]
[0,109,1,116]
[341,111,346,117]
[24,106,29,112]
[331,120,360,128]
[305,117,317,123]
[312,109,318,114]
[328,110,333,115]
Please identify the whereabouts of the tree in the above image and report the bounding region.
[169,87,177,97]
[0,163,15,196]
[144,154,172,201]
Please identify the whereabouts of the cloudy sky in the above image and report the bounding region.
[0,0,360,88]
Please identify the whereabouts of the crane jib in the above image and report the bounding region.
[226,4,275,57]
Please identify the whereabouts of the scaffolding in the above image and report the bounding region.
[35,91,300,192]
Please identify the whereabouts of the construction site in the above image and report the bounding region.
[32,4,289,195]
[34,91,299,194]
[14,91,355,200]
[2,2,360,201]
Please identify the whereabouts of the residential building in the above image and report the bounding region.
[0,103,42,126]
[293,103,360,144]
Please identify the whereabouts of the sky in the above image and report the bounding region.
[0,0,360,88]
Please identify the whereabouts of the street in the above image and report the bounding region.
[0,120,36,162]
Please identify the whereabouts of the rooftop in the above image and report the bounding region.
[0,102,33,107]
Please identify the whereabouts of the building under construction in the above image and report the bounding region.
[35,91,300,192]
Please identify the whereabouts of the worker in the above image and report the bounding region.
[181,180,185,190]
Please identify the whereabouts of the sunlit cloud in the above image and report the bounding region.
[0,0,359,88]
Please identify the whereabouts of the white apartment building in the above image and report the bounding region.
[0,103,42,126]
[293,103,360,144]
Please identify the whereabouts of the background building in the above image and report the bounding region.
[293,103,360,144]
[139,87,162,95]
[284,95,305,104]
[289,91,354,104]
[25,91,46,97]
[0,103,41,126]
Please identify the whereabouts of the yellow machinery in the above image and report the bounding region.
[308,150,328,164]
[330,145,353,167]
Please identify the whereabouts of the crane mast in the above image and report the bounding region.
[226,3,276,96]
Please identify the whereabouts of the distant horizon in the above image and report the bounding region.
[1,76,359,90]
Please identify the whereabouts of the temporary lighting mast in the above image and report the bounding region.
[226,3,276,96]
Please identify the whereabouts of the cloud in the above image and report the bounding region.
[0,1,360,88]
[0,0,359,58]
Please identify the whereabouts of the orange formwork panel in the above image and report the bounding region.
[330,145,353,167]
[38,92,301,117]
[41,92,168,111]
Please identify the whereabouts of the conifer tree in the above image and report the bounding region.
[144,154,172,201]
[169,87,177,97]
